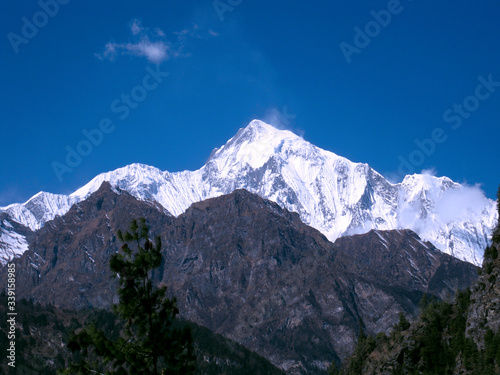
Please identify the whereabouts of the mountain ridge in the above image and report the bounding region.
[0,120,496,265]
[0,182,479,374]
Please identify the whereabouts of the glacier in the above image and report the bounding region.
[0,120,497,265]
[0,219,29,264]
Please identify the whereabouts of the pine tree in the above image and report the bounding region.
[397,312,410,331]
[61,218,195,375]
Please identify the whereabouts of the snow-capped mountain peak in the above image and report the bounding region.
[71,163,167,201]
[207,119,308,170]
[0,120,496,265]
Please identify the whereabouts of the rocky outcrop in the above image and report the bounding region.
[4,182,172,310]
[338,194,500,375]
[157,190,477,373]
[466,224,500,349]
[0,183,480,374]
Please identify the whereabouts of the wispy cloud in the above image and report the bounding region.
[396,178,491,233]
[263,107,304,137]
[100,39,169,64]
[208,29,220,37]
[421,168,437,177]
[174,24,199,40]
[97,19,218,64]
[130,19,143,35]
[155,27,165,37]
[433,184,491,223]
[97,19,170,64]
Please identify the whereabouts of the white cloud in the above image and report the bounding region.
[421,168,437,176]
[97,19,222,64]
[263,107,295,129]
[434,184,490,223]
[97,19,172,64]
[99,38,169,64]
[126,38,169,64]
[155,27,165,37]
[175,24,199,40]
[99,39,169,65]
[96,19,219,64]
[208,29,220,37]
[396,178,491,238]
[130,19,143,35]
[263,107,304,137]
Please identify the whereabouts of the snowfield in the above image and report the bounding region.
[1,120,497,265]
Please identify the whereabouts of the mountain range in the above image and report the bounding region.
[1,120,496,266]
[0,182,479,373]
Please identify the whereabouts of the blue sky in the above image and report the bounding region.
[1,0,499,206]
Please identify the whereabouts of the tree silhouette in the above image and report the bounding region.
[61,218,195,374]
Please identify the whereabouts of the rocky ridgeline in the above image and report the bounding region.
[1,120,496,267]
[338,191,500,375]
[466,223,500,349]
[0,182,480,374]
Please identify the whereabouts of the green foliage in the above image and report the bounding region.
[0,296,283,375]
[492,245,499,260]
[344,334,377,375]
[62,218,195,375]
[397,312,410,332]
[0,292,75,374]
[186,321,285,375]
[327,361,340,375]
[339,317,378,375]
[419,292,432,310]
[484,261,494,275]
[340,286,500,374]
[484,245,498,262]
[417,299,454,372]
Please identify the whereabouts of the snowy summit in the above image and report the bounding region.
[0,120,497,265]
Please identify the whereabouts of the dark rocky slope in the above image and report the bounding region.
[0,183,479,374]
[466,217,500,347]
[0,295,285,375]
[339,192,500,375]
[4,182,172,310]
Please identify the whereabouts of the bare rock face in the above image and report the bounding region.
[0,183,479,374]
[4,182,172,310]
[334,230,478,301]
[466,225,500,349]
[335,201,500,375]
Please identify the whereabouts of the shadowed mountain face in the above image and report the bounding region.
[0,183,479,374]
[8,183,173,310]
